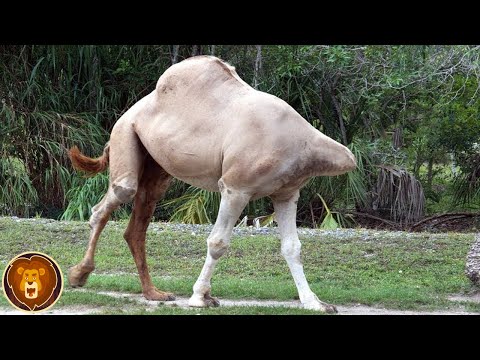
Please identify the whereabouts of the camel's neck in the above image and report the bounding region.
[306,132,355,177]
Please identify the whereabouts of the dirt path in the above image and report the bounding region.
[1,290,478,315]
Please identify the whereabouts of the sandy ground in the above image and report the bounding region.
[2,290,479,315]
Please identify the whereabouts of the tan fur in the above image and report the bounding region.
[68,56,356,311]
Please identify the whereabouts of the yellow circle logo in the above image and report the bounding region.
[2,252,63,313]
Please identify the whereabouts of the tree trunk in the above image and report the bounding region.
[192,45,199,56]
[427,157,434,191]
[393,127,403,149]
[253,45,262,89]
[413,153,423,179]
[466,233,480,285]
[330,88,348,145]
[171,45,179,64]
[210,45,216,56]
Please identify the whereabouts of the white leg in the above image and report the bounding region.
[189,182,250,307]
[272,191,337,313]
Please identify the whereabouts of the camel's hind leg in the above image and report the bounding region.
[69,119,143,287]
[68,187,129,287]
[123,156,173,301]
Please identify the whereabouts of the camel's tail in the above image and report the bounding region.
[68,143,110,177]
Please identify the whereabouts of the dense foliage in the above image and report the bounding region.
[1,45,479,226]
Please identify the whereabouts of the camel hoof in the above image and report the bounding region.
[304,301,338,314]
[144,289,176,301]
[188,294,220,308]
[68,263,94,287]
[324,304,338,314]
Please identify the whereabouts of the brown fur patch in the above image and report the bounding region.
[254,159,275,177]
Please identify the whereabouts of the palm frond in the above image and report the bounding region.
[162,186,221,224]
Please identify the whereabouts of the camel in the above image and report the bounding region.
[67,55,356,313]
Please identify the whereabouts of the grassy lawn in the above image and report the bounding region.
[0,217,478,314]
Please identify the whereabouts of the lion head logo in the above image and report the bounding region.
[3,252,63,312]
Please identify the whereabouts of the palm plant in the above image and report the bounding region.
[452,153,480,208]
[0,45,171,218]
[162,186,221,224]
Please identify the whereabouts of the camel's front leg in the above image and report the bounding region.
[272,191,337,314]
[188,181,250,307]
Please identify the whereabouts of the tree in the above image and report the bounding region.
[171,45,179,64]
[2,44,480,226]
[253,45,262,89]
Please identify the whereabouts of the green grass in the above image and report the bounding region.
[0,293,9,307]
[0,217,478,314]
[100,306,323,315]
[56,290,137,308]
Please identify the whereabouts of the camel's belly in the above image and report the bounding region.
[138,138,222,192]
[147,149,222,190]
[173,175,221,192]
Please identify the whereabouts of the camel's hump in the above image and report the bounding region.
[155,55,248,96]
[182,55,237,75]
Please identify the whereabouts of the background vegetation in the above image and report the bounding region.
[1,45,479,228]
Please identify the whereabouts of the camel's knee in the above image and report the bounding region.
[208,237,229,260]
[281,238,301,260]
[112,177,138,203]
[123,228,145,245]
[123,229,133,243]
